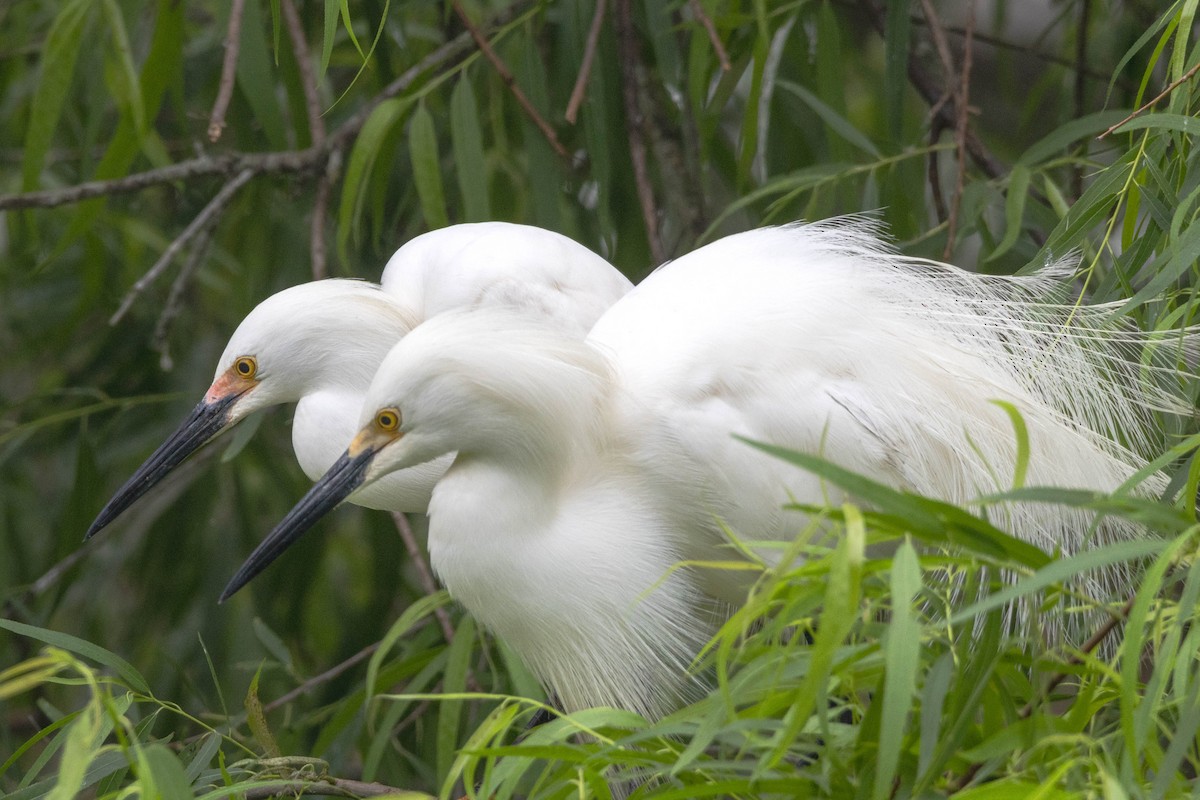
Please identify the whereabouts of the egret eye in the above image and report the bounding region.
[234,356,258,379]
[375,408,401,432]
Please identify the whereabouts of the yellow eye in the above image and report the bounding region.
[375,408,401,432]
[234,356,257,379]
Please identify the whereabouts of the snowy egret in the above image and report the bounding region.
[86,222,632,538]
[225,218,1190,719]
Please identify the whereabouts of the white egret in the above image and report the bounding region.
[225,218,1191,719]
[86,222,632,537]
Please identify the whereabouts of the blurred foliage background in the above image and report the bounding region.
[3,0,1200,796]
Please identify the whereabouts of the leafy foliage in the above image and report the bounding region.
[2,0,1200,797]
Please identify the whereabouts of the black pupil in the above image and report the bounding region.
[239,362,249,374]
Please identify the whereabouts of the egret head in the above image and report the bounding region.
[221,310,612,600]
[86,280,415,540]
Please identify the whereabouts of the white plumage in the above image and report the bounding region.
[233,217,1191,719]
[87,223,631,536]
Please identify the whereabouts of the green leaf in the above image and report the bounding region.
[409,103,450,229]
[100,0,145,136]
[140,744,194,800]
[0,619,150,695]
[450,78,490,222]
[872,540,921,799]
[22,0,94,191]
[436,615,475,782]
[320,0,337,76]
[337,97,412,258]
[739,437,1052,570]
[987,165,1031,262]
[234,0,288,149]
[882,0,911,148]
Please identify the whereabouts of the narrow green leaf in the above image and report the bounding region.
[436,615,476,782]
[141,744,194,800]
[409,103,450,229]
[244,665,281,758]
[882,0,911,148]
[337,97,411,258]
[987,166,1031,262]
[320,0,337,76]
[0,619,150,695]
[234,0,288,149]
[101,0,145,136]
[451,79,491,222]
[872,541,921,799]
[22,0,94,190]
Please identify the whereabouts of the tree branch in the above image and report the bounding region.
[109,168,255,325]
[1098,59,1200,140]
[615,0,665,264]
[1,5,528,214]
[565,0,607,124]
[209,0,247,143]
[450,1,569,160]
[390,511,456,644]
[688,0,730,72]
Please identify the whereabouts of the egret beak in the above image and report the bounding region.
[220,428,395,602]
[85,370,255,540]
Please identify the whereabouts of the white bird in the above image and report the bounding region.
[224,218,1190,719]
[86,222,632,537]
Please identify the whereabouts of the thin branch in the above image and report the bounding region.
[390,511,456,644]
[945,2,973,261]
[234,776,414,799]
[1071,0,1089,199]
[262,640,380,714]
[450,1,569,160]
[1,6,527,214]
[565,0,608,124]
[280,0,325,146]
[109,168,255,325]
[615,0,665,264]
[859,0,1004,181]
[153,225,215,370]
[0,151,317,211]
[279,0,330,280]
[209,0,247,143]
[310,173,332,280]
[688,0,731,72]
[1098,59,1200,140]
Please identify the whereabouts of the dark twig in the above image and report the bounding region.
[390,512,456,644]
[310,173,332,280]
[615,0,665,264]
[110,168,255,325]
[279,0,331,279]
[688,0,731,72]
[234,776,414,799]
[450,1,569,160]
[153,225,215,370]
[0,152,317,211]
[280,0,325,146]
[1098,59,1200,140]
[565,0,607,124]
[859,0,1004,180]
[945,2,973,260]
[1,7,526,213]
[1071,0,1089,199]
[927,116,949,223]
[262,640,380,713]
[209,0,247,142]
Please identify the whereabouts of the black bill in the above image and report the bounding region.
[85,393,241,540]
[219,448,376,602]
